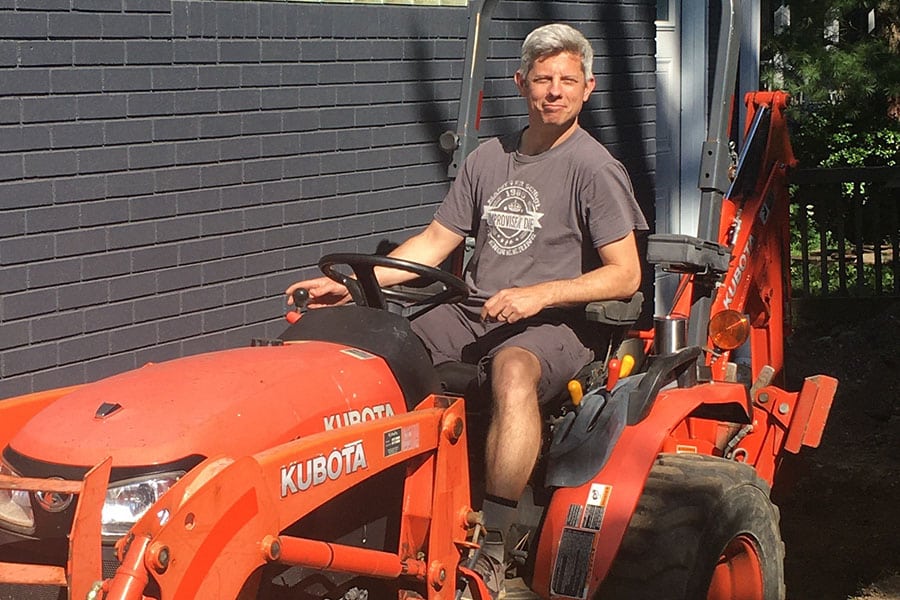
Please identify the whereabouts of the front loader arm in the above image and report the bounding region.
[104,394,475,600]
[0,457,110,600]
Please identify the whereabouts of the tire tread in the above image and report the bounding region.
[596,453,786,600]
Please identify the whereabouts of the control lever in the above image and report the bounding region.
[606,358,621,391]
[286,288,310,324]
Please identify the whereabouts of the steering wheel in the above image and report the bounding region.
[318,253,469,320]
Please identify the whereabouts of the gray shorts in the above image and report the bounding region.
[411,303,593,403]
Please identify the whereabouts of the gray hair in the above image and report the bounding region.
[518,23,594,80]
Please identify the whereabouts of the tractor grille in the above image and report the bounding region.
[103,547,121,579]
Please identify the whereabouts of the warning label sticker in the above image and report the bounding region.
[383,424,420,457]
[565,503,583,527]
[384,428,402,456]
[586,483,611,507]
[582,484,612,531]
[550,527,595,599]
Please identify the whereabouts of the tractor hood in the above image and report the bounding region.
[6,341,406,471]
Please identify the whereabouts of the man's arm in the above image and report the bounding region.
[481,231,641,323]
[285,220,464,307]
[381,220,465,285]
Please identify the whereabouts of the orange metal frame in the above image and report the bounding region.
[669,91,797,383]
[0,457,110,599]
[528,91,836,598]
[530,368,835,599]
[97,394,479,600]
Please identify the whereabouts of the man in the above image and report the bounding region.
[286,23,647,597]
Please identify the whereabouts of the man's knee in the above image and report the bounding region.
[491,346,541,394]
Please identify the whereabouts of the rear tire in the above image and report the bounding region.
[597,453,785,600]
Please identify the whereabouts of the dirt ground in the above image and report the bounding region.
[777,300,900,600]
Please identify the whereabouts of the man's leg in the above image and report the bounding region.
[485,346,543,501]
[470,325,590,597]
[468,346,543,598]
[411,303,478,365]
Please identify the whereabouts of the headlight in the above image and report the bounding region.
[0,461,35,534]
[101,472,183,540]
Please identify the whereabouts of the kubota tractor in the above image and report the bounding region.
[0,1,836,599]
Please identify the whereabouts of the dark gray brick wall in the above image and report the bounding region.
[0,0,655,398]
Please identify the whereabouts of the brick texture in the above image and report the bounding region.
[0,0,656,397]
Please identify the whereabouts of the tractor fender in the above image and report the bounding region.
[543,346,709,489]
[543,380,632,489]
[627,346,702,425]
[530,380,753,599]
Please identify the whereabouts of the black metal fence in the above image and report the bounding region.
[790,167,900,298]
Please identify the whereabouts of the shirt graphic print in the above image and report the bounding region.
[482,180,545,256]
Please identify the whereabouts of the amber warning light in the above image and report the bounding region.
[708,310,751,350]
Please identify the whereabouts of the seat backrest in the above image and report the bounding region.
[582,292,645,365]
[584,292,644,327]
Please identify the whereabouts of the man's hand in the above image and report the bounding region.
[285,277,351,309]
[482,284,552,324]
[480,231,642,325]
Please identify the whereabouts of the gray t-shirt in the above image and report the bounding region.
[435,127,648,304]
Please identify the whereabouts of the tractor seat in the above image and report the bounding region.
[435,360,481,397]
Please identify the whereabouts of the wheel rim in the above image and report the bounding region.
[707,534,765,600]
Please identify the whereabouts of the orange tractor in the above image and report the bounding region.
[0,1,835,599]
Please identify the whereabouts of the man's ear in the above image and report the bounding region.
[583,75,596,101]
[514,71,527,96]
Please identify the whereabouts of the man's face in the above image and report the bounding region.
[515,51,595,129]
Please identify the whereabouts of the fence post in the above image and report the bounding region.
[790,166,900,300]
[854,182,865,294]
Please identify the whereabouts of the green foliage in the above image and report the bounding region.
[761,0,900,168]
[764,1,900,297]
[819,126,900,167]
[789,189,899,298]
[792,253,896,297]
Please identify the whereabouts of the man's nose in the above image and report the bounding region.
[547,77,563,97]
